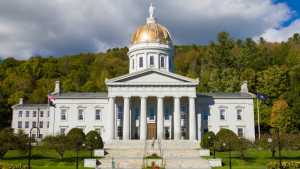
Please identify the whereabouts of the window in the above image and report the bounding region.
[118,106,123,119]
[26,111,30,117]
[134,127,139,139]
[165,107,170,120]
[238,128,244,137]
[95,110,101,120]
[150,56,154,65]
[169,59,171,70]
[220,109,225,120]
[204,128,209,135]
[161,57,165,67]
[78,110,83,120]
[118,126,123,137]
[237,109,242,120]
[181,106,187,119]
[47,121,49,128]
[18,111,22,118]
[134,107,139,120]
[32,121,36,128]
[139,57,143,67]
[18,121,22,128]
[164,127,170,139]
[203,110,208,120]
[132,59,134,69]
[32,134,36,139]
[61,110,66,120]
[47,111,50,117]
[182,126,186,137]
[40,122,43,128]
[25,121,29,128]
[40,111,44,117]
[60,128,66,135]
[39,134,43,139]
[95,128,101,134]
[149,106,155,120]
[33,111,37,117]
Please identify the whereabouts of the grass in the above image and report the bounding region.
[201,148,300,169]
[1,148,103,169]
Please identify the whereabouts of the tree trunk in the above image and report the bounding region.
[272,150,276,159]
[60,153,63,160]
[241,152,244,159]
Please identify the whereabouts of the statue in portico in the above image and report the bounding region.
[149,3,155,17]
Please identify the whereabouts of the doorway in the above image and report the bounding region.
[147,123,157,139]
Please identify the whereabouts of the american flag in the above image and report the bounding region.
[48,92,56,100]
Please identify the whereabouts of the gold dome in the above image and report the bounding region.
[130,23,172,45]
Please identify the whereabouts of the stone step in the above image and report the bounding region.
[164,157,210,168]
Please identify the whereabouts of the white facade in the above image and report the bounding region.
[11,6,256,141]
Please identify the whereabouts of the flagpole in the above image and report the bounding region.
[257,91,261,140]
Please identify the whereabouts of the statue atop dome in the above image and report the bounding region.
[149,3,155,18]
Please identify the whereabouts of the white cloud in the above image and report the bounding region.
[0,0,294,60]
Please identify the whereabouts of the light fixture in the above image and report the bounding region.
[208,136,211,139]
[36,137,41,143]
[223,142,226,146]
[268,137,273,143]
[82,143,85,146]
[95,136,97,139]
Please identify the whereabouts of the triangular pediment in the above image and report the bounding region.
[105,68,199,85]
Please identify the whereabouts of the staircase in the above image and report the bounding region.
[98,140,210,169]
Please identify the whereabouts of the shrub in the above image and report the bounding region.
[200,131,215,149]
[85,131,103,149]
[214,129,238,152]
[66,128,85,150]
[0,163,27,169]
[267,161,300,169]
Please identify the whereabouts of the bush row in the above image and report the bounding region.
[267,161,300,169]
[0,163,27,169]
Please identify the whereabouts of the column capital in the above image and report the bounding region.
[123,97,131,99]
[108,97,115,99]
[140,97,148,99]
[189,97,197,99]
[174,96,181,99]
[157,97,164,99]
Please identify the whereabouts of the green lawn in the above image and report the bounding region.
[202,148,300,169]
[1,148,102,169]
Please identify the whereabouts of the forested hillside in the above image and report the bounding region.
[0,31,300,134]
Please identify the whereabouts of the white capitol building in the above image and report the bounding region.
[11,4,256,143]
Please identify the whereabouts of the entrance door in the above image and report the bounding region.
[147,123,157,139]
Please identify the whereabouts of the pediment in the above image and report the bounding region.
[105,68,199,85]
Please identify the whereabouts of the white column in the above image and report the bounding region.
[140,97,147,140]
[174,97,181,140]
[166,54,169,71]
[189,97,196,140]
[123,97,130,140]
[157,97,164,140]
[108,97,115,140]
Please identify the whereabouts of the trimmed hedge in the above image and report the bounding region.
[0,163,27,169]
[66,128,85,149]
[200,131,215,149]
[214,129,238,152]
[86,131,103,149]
[267,161,300,169]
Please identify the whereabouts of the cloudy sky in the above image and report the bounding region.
[0,0,299,61]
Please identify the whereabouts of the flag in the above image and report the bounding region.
[257,92,267,101]
[48,92,56,100]
[49,100,56,108]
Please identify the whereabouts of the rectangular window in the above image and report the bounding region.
[161,57,165,67]
[150,56,154,65]
[47,121,49,128]
[118,126,123,137]
[169,59,171,70]
[33,111,37,117]
[61,110,66,120]
[132,59,134,69]
[25,121,29,128]
[238,128,244,137]
[40,121,43,128]
[95,128,101,134]
[182,126,186,137]
[78,110,83,120]
[32,121,36,128]
[47,111,50,117]
[18,111,22,118]
[32,134,36,139]
[95,110,101,120]
[118,106,123,119]
[18,121,22,128]
[39,134,43,139]
[26,111,30,117]
[60,128,66,135]
[149,106,155,120]
[181,105,187,119]
[40,111,44,117]
[220,109,225,120]
[165,107,170,120]
[134,107,139,120]
[204,128,209,135]
[203,110,208,120]
[139,57,143,67]
[237,109,242,120]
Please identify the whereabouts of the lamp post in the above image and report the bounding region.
[90,134,93,159]
[223,136,231,169]
[28,127,41,169]
[208,133,216,159]
[76,138,85,169]
[268,127,282,169]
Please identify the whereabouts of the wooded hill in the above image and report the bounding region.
[1,31,300,135]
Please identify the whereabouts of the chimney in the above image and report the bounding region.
[55,81,61,93]
[241,81,248,93]
[19,98,24,105]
